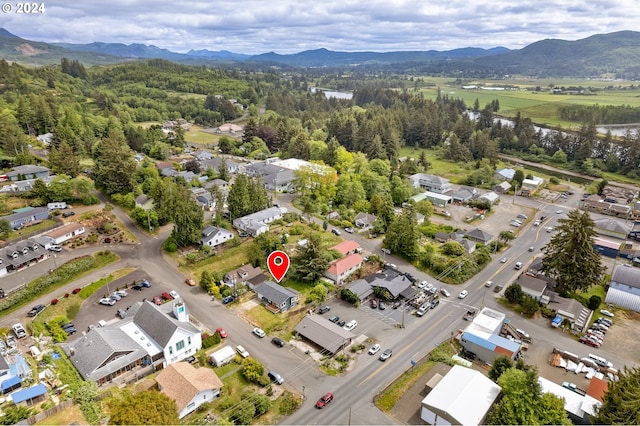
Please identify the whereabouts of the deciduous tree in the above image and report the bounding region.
[109,390,179,425]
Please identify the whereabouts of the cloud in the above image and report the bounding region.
[2,0,638,54]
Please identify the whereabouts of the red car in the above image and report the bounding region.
[161,292,173,300]
[316,392,334,409]
[216,327,228,338]
[152,296,163,305]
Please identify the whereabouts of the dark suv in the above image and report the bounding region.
[318,306,331,314]
[27,304,46,317]
[271,337,285,347]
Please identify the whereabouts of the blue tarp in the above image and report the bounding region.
[552,315,562,325]
[11,383,46,404]
[1,375,22,392]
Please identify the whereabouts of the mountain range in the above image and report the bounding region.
[1,28,639,78]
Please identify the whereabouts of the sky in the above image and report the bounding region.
[2,0,638,54]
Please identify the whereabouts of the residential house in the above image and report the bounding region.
[204,179,229,191]
[254,281,299,313]
[33,235,55,251]
[244,162,285,178]
[134,194,154,211]
[409,173,452,194]
[593,238,621,258]
[494,181,512,194]
[195,192,215,210]
[224,264,265,288]
[36,133,53,145]
[215,123,243,135]
[63,300,202,386]
[451,188,475,203]
[516,274,548,302]
[331,240,361,256]
[581,195,611,215]
[156,362,223,419]
[200,226,234,248]
[464,228,492,244]
[262,169,296,192]
[326,211,340,221]
[6,165,50,181]
[605,265,640,312]
[548,296,592,332]
[354,212,377,229]
[1,239,46,275]
[0,207,49,230]
[233,207,284,237]
[494,168,516,181]
[192,150,213,161]
[325,253,363,285]
[478,191,500,205]
[45,223,85,245]
[345,279,374,302]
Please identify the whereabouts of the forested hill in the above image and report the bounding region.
[2,27,640,77]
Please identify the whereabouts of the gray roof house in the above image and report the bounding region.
[409,173,452,194]
[516,274,548,302]
[494,181,512,194]
[451,188,475,203]
[495,168,516,181]
[196,192,215,210]
[294,315,355,355]
[63,300,202,386]
[354,212,377,229]
[1,207,49,230]
[6,165,50,181]
[478,191,500,205]
[233,207,284,237]
[605,265,640,312]
[224,264,265,288]
[464,228,492,244]
[254,281,299,313]
[134,194,154,211]
[200,226,234,248]
[593,218,634,240]
[345,279,374,302]
[263,169,296,192]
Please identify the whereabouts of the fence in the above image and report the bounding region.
[18,399,75,425]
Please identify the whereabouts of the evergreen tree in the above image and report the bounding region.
[383,205,419,259]
[595,366,640,424]
[49,140,81,177]
[292,233,333,282]
[218,158,230,182]
[170,185,204,247]
[540,209,605,293]
[227,174,251,220]
[92,132,136,195]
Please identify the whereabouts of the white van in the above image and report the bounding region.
[236,345,250,358]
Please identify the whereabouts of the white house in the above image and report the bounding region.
[409,173,452,194]
[200,226,234,248]
[156,362,223,419]
[62,300,202,386]
[45,223,85,245]
[233,207,285,237]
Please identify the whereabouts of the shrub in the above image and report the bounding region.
[278,391,300,415]
[51,298,59,305]
[72,288,81,294]
[64,293,70,298]
[588,295,602,310]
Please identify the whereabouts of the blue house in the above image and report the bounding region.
[1,207,49,230]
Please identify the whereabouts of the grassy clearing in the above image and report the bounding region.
[185,124,221,146]
[10,219,59,239]
[374,340,458,412]
[35,404,86,425]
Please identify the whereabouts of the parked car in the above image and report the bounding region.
[117,309,127,319]
[49,245,62,252]
[169,290,179,299]
[416,303,430,317]
[336,319,346,327]
[271,337,285,347]
[316,392,334,409]
[12,323,27,339]
[344,227,354,233]
[379,348,393,361]
[62,211,75,218]
[331,229,341,236]
[458,290,468,299]
[268,370,284,385]
[379,301,387,310]
[600,309,615,318]
[64,327,77,335]
[140,280,152,288]
[115,290,128,297]
[222,296,235,304]
[517,214,528,220]
[318,306,331,314]
[328,315,340,323]
[100,298,116,306]
[368,344,381,355]
[216,327,228,338]
[152,296,162,305]
[236,345,250,358]
[161,292,173,300]
[343,320,358,331]
[430,299,440,309]
[109,293,121,301]
[132,284,144,291]
[252,327,266,338]
[27,304,46,317]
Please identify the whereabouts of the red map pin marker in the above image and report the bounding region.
[267,250,290,283]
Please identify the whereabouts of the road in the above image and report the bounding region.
[0,189,633,425]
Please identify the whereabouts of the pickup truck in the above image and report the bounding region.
[463,309,477,321]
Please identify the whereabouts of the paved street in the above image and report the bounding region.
[0,188,636,425]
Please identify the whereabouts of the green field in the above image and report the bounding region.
[417,77,640,129]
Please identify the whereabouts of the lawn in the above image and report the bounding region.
[184,124,222,146]
[35,404,86,425]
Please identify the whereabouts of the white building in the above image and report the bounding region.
[157,362,223,419]
[421,365,501,425]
